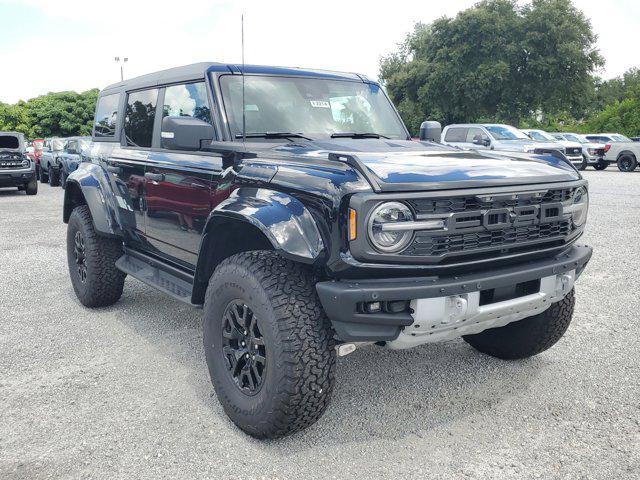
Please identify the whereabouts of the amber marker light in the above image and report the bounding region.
[349,208,357,241]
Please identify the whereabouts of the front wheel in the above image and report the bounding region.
[49,168,61,187]
[576,156,587,171]
[463,289,575,360]
[617,154,637,172]
[61,171,68,189]
[593,161,608,171]
[203,251,336,439]
[25,177,38,195]
[67,205,126,307]
[40,166,49,183]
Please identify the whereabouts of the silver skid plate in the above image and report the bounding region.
[386,271,575,349]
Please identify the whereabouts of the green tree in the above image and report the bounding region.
[380,0,602,134]
[0,89,98,138]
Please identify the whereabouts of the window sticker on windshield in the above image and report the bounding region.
[310,100,330,108]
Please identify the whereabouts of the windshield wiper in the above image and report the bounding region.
[330,132,389,139]
[234,132,314,141]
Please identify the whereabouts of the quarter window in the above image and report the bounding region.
[163,82,211,124]
[124,89,158,148]
[94,93,120,138]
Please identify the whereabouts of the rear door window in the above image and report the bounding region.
[124,89,159,148]
[444,127,468,143]
[94,93,120,138]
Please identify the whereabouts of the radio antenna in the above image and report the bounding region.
[241,14,246,144]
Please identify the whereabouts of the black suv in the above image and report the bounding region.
[0,131,38,195]
[63,62,592,439]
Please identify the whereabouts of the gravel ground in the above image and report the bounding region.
[1,170,639,480]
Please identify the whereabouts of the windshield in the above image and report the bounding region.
[612,134,632,142]
[525,130,556,142]
[79,139,91,150]
[219,75,407,140]
[483,125,529,140]
[52,139,65,151]
[563,133,586,143]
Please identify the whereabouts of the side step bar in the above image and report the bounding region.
[115,249,198,306]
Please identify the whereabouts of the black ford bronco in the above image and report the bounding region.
[0,131,38,195]
[63,62,592,438]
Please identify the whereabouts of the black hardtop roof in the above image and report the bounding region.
[99,62,366,97]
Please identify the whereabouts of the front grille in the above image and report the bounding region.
[408,187,574,215]
[402,219,572,257]
[397,187,578,261]
[567,147,582,155]
[0,157,26,169]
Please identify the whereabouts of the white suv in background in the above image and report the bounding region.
[442,124,565,156]
[552,133,606,171]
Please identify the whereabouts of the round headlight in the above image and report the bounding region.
[572,186,589,227]
[21,159,29,168]
[367,202,414,253]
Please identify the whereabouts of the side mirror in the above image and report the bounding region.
[161,116,215,151]
[419,120,442,143]
[473,137,490,147]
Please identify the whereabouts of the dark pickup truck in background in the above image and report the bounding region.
[0,131,38,195]
[63,62,592,439]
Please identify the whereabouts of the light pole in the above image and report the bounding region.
[114,57,128,81]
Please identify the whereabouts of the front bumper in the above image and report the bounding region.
[0,169,36,188]
[316,244,592,343]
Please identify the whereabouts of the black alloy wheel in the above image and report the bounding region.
[221,300,266,395]
[73,230,88,283]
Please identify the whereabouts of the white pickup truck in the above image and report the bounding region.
[603,140,640,172]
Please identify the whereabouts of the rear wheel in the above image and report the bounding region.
[463,289,575,360]
[617,154,637,172]
[203,251,336,439]
[593,160,608,170]
[67,205,125,307]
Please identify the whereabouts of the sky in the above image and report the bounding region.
[0,0,638,104]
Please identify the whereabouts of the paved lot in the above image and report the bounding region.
[1,171,639,479]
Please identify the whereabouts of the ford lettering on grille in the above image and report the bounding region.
[447,203,563,233]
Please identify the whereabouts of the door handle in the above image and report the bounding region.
[144,172,164,182]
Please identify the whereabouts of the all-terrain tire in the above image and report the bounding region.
[463,289,575,360]
[49,167,61,187]
[25,177,38,195]
[203,251,336,439]
[617,154,637,172]
[67,205,125,307]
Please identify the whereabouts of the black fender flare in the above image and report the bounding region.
[202,187,324,263]
[63,163,122,237]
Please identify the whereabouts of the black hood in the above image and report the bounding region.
[271,138,580,191]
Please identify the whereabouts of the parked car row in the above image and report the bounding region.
[440,122,638,172]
